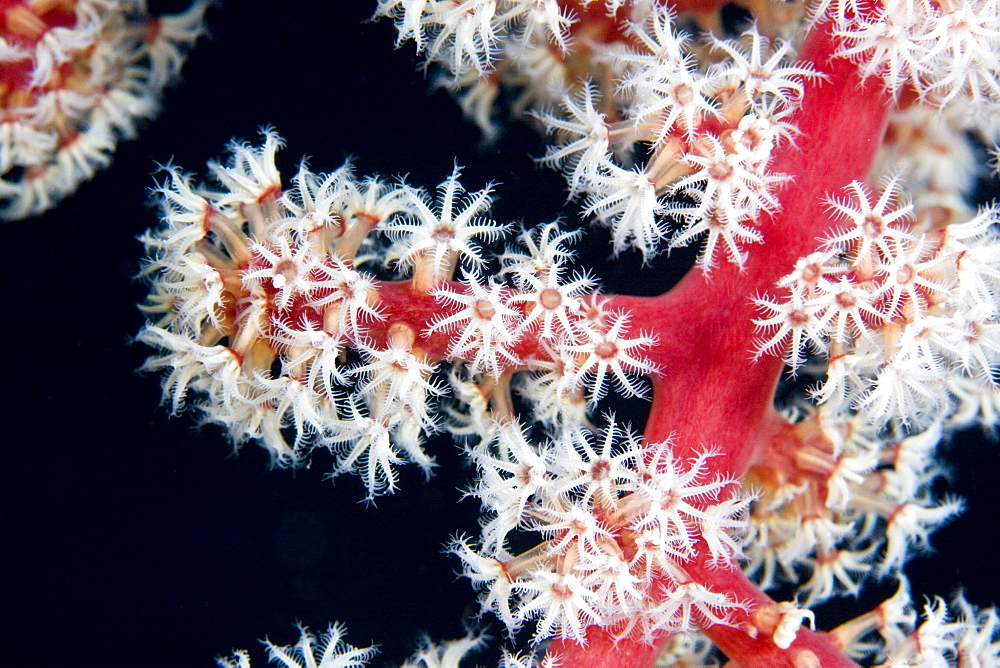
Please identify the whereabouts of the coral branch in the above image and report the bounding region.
[550,16,894,668]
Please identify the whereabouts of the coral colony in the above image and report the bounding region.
[0,0,207,219]
[130,0,1000,666]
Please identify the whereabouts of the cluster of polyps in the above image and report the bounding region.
[755,177,1000,428]
[451,419,754,645]
[138,129,659,501]
[0,0,207,219]
[377,0,824,267]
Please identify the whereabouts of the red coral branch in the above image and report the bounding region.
[548,17,894,668]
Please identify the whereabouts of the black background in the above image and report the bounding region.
[0,2,997,666]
